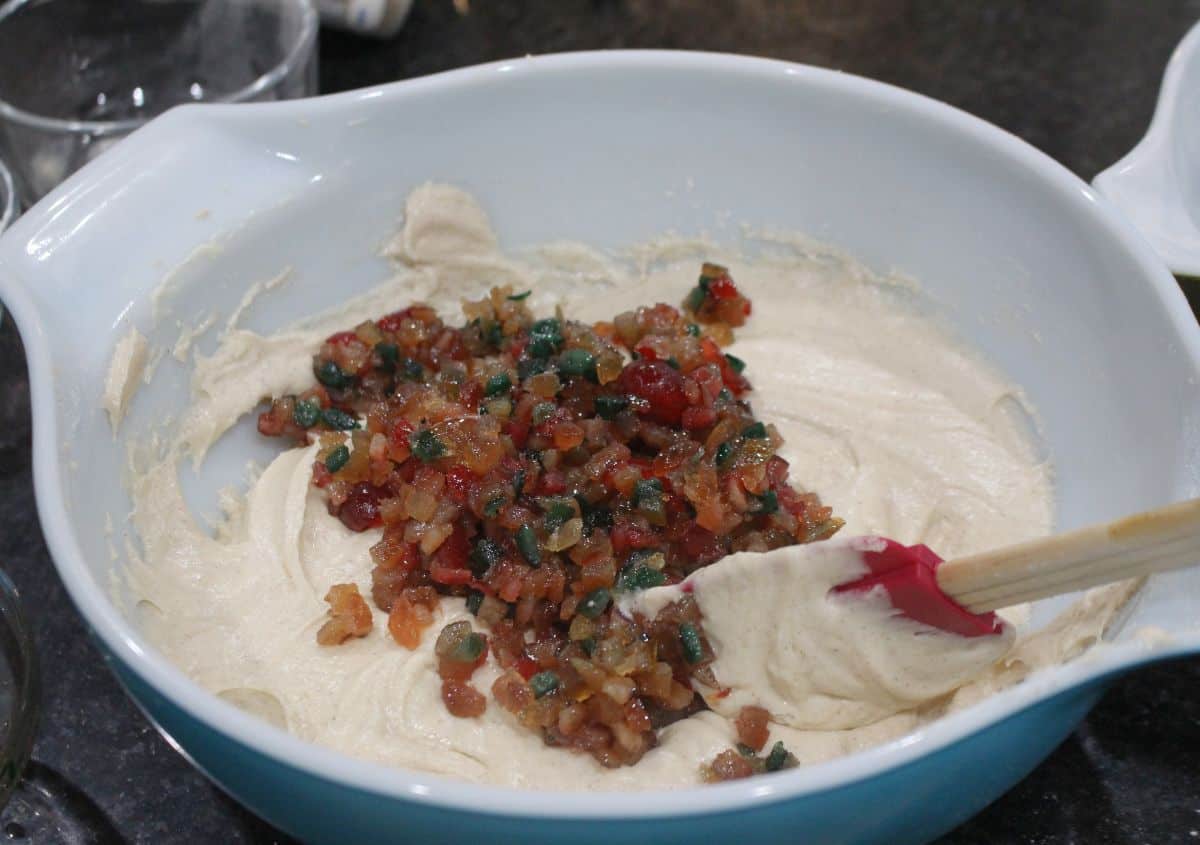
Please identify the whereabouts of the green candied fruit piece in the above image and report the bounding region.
[466,590,485,616]
[529,671,560,698]
[484,372,513,397]
[292,399,320,429]
[401,358,425,381]
[483,495,506,518]
[742,421,767,439]
[482,319,503,348]
[594,395,628,420]
[316,360,353,389]
[715,441,735,467]
[321,408,359,431]
[764,741,797,772]
[516,524,541,566]
[518,357,548,380]
[324,444,350,473]
[450,631,487,663]
[557,348,597,380]
[528,318,564,358]
[618,564,666,591]
[680,622,704,664]
[633,478,663,504]
[543,498,576,532]
[580,499,613,535]
[755,490,779,515]
[633,478,664,516]
[411,429,447,462]
[375,342,400,371]
[577,588,612,619]
[469,537,504,578]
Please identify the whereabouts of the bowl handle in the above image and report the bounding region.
[1094,22,1200,278]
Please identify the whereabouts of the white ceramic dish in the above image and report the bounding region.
[1095,21,1200,276]
[0,51,1198,845]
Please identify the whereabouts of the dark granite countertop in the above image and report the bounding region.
[2,1,1199,842]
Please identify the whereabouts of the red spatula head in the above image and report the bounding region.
[832,538,1006,638]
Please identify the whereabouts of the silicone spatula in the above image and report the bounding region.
[834,497,1200,637]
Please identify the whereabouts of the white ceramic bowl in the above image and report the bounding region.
[1095,21,1200,276]
[1,52,1198,845]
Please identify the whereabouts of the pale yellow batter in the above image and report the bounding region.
[115,184,1133,790]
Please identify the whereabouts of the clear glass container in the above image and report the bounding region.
[0,0,319,206]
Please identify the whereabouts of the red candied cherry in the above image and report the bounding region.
[340,483,384,532]
[617,360,688,426]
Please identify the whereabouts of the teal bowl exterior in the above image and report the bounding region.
[107,644,1106,844]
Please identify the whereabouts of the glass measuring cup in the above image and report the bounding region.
[0,0,318,206]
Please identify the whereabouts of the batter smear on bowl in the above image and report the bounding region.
[257,266,839,767]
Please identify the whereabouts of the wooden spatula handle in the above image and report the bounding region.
[936,497,1200,613]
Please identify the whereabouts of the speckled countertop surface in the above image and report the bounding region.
[1,1,1199,843]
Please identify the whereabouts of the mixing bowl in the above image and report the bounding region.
[0,51,1197,845]
[1095,20,1200,277]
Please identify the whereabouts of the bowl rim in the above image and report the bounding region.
[4,49,1200,820]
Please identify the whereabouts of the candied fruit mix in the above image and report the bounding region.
[316,584,373,645]
[259,266,842,769]
[682,262,753,338]
[735,704,771,752]
[697,703,800,782]
[703,739,799,781]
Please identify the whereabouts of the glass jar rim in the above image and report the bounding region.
[0,0,318,136]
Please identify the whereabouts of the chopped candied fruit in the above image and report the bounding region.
[684,264,752,329]
[387,587,437,649]
[617,360,688,426]
[442,679,487,718]
[316,583,373,645]
[703,749,756,782]
[258,268,842,772]
[703,738,799,780]
[339,482,384,532]
[735,705,771,752]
